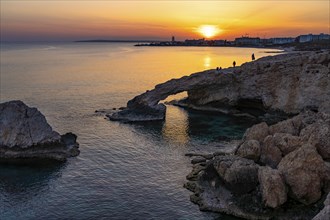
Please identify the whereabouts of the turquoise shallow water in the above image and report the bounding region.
[0,43,281,219]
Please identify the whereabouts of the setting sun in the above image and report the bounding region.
[198,25,221,38]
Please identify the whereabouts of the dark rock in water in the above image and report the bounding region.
[108,103,166,122]
[61,132,77,146]
[0,100,80,161]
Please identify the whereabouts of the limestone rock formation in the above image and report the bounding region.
[278,143,326,205]
[236,139,261,161]
[110,51,330,122]
[243,122,269,142]
[213,155,259,194]
[258,166,287,208]
[0,100,80,161]
[185,109,329,219]
[260,135,283,168]
[268,115,302,136]
[300,118,330,160]
[272,133,301,156]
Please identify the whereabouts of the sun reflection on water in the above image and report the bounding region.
[204,56,211,68]
[162,105,190,145]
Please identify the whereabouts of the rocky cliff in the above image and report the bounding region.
[109,51,329,122]
[0,100,80,161]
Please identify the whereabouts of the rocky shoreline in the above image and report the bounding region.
[108,50,329,219]
[0,100,80,161]
[184,108,330,219]
[1,49,329,218]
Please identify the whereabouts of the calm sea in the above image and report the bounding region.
[0,42,281,220]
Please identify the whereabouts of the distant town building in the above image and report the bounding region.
[260,38,272,45]
[235,37,260,46]
[136,32,329,48]
[214,40,226,46]
[298,33,330,43]
[184,38,205,46]
[271,37,295,45]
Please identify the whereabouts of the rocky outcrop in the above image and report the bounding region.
[109,51,329,122]
[236,139,261,161]
[260,135,283,168]
[0,100,79,161]
[300,117,330,160]
[243,122,269,142]
[185,110,329,219]
[213,155,259,194]
[278,143,327,205]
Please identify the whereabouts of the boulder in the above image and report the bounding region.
[0,100,80,161]
[269,116,300,136]
[260,135,283,168]
[243,122,269,142]
[236,139,261,161]
[278,144,326,205]
[300,120,330,160]
[258,166,287,208]
[0,100,60,147]
[272,133,301,155]
[213,155,259,194]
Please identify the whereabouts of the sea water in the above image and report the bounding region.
[0,42,281,220]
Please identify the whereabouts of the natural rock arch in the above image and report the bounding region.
[109,51,330,122]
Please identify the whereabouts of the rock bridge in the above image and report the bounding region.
[108,51,330,122]
[108,68,236,122]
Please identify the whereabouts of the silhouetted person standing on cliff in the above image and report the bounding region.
[252,53,255,61]
[233,61,236,67]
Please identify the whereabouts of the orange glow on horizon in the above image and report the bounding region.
[197,25,222,39]
[0,1,329,41]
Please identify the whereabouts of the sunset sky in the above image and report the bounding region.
[1,1,329,42]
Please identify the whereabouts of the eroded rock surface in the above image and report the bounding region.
[110,51,330,122]
[278,143,326,205]
[185,109,329,219]
[0,100,80,161]
[258,166,287,208]
[236,139,261,161]
[213,155,259,194]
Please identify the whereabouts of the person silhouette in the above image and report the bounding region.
[233,61,236,67]
[252,53,255,61]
